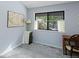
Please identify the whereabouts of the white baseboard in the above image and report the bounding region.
[33,41,62,49]
[0,42,22,56]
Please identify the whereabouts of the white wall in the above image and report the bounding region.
[33,30,62,48]
[0,2,27,55]
[27,2,79,48]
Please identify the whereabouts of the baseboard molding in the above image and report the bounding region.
[0,42,22,56]
[33,41,62,49]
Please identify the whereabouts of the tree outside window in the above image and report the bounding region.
[35,11,65,32]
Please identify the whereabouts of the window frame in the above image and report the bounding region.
[35,11,65,31]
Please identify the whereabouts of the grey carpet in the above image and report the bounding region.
[0,43,78,58]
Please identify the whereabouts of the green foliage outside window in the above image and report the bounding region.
[36,16,47,30]
[35,11,64,31]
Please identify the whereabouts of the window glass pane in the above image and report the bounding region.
[35,11,65,32]
[48,19,58,30]
[57,20,65,32]
[36,13,47,30]
[48,11,64,31]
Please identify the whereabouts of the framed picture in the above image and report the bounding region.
[7,11,24,28]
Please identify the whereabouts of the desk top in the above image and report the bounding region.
[63,35,71,39]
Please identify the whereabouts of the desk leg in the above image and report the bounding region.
[64,46,67,55]
[63,40,67,55]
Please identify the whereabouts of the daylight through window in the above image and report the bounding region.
[35,11,65,32]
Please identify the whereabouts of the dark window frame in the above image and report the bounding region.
[35,11,65,31]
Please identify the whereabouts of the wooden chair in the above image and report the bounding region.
[64,34,79,57]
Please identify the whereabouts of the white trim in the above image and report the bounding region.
[0,42,22,56]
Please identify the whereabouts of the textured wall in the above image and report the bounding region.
[27,2,79,48]
[0,1,27,54]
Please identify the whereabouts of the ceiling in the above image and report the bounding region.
[22,1,72,8]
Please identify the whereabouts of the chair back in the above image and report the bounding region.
[70,34,79,47]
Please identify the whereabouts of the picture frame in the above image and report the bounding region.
[7,11,24,28]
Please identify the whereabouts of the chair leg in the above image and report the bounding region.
[64,46,67,55]
[70,48,73,58]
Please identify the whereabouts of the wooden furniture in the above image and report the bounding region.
[63,34,79,57]
[62,35,71,54]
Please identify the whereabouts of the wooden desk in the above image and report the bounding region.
[62,35,71,54]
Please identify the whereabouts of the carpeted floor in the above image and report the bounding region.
[0,43,78,58]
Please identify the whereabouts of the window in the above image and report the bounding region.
[35,11,65,32]
[35,13,47,30]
